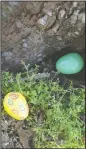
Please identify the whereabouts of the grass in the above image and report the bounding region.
[1,62,85,148]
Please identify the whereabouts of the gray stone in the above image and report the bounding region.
[23,43,28,48]
[2,52,13,57]
[58,9,66,19]
[72,2,78,7]
[37,58,42,62]
[16,20,22,29]
[78,13,85,23]
[37,14,56,30]
[26,2,44,15]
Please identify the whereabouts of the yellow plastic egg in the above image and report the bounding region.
[3,92,29,120]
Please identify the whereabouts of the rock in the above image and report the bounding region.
[78,13,85,23]
[9,1,19,7]
[70,15,77,24]
[52,22,60,33]
[26,2,44,15]
[74,31,79,35]
[16,20,22,29]
[43,2,57,16]
[58,9,66,20]
[1,132,9,146]
[23,43,28,48]
[37,14,56,30]
[38,15,48,26]
[2,52,13,57]
[37,58,42,62]
[35,72,50,79]
[72,2,78,7]
[2,52,13,61]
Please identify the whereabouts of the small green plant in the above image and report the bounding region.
[1,62,85,148]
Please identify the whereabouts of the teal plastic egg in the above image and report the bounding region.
[56,53,84,74]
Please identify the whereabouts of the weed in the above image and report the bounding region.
[1,62,85,148]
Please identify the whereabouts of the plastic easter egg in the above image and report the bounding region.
[56,53,84,74]
[3,92,29,120]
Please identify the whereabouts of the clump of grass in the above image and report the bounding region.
[1,62,85,148]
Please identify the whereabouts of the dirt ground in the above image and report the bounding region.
[2,1,85,72]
